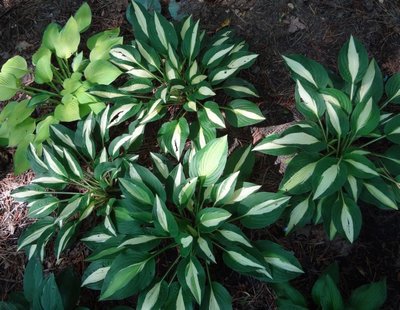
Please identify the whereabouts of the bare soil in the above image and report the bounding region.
[1,0,400,309]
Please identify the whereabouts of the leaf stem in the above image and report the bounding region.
[24,86,62,98]
[359,135,386,148]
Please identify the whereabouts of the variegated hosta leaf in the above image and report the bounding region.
[198,208,231,232]
[179,257,205,305]
[240,192,290,229]
[137,280,168,310]
[256,240,303,277]
[385,72,400,104]
[357,60,383,104]
[324,101,349,137]
[82,260,111,289]
[100,250,153,300]
[332,195,362,243]
[63,147,83,178]
[225,99,265,127]
[118,78,153,94]
[108,123,145,158]
[57,195,85,222]
[27,197,59,218]
[17,217,55,251]
[55,222,77,260]
[312,157,348,200]
[227,52,258,70]
[363,180,398,210]
[119,177,154,206]
[203,282,232,310]
[286,196,314,233]
[49,124,78,151]
[202,44,234,68]
[209,67,237,85]
[182,20,201,61]
[217,224,253,248]
[350,97,380,136]
[279,153,320,194]
[42,146,68,178]
[338,35,369,84]
[153,195,178,236]
[197,237,216,263]
[295,79,325,119]
[158,118,190,160]
[212,171,240,206]
[150,152,170,179]
[176,177,198,206]
[252,133,297,156]
[223,249,272,279]
[110,44,141,65]
[89,85,129,99]
[222,77,259,98]
[11,184,47,202]
[189,136,228,187]
[118,235,160,248]
[225,182,261,204]
[343,153,379,179]
[256,126,323,154]
[283,54,329,89]
[320,88,352,114]
[203,101,225,128]
[384,114,400,144]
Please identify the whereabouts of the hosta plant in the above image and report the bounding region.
[0,257,81,310]
[274,263,387,310]
[11,103,144,261]
[254,36,400,242]
[80,136,303,307]
[91,0,265,160]
[0,2,122,173]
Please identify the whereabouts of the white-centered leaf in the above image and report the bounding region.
[264,256,303,273]
[118,235,159,248]
[274,132,319,145]
[347,36,359,82]
[283,56,317,87]
[341,202,354,242]
[82,267,110,287]
[359,61,375,102]
[142,281,162,310]
[219,230,252,247]
[313,164,340,199]
[185,260,202,304]
[287,198,310,232]
[245,196,290,216]
[364,183,398,210]
[281,162,317,191]
[198,237,216,263]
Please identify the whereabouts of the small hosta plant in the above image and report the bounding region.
[274,263,387,310]
[0,2,122,173]
[91,0,265,160]
[0,257,81,310]
[80,136,303,307]
[254,36,400,242]
[11,103,144,261]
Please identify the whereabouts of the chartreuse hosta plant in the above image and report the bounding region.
[274,263,387,310]
[0,2,122,173]
[91,0,265,160]
[11,103,144,261]
[80,136,303,307]
[0,257,82,310]
[254,36,400,243]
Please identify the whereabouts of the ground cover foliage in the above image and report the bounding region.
[0,0,399,309]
